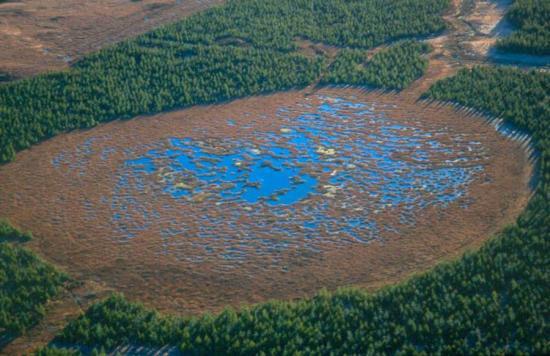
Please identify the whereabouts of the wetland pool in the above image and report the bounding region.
[108,95,487,258]
[0,88,532,313]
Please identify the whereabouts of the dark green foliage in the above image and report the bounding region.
[0,47,322,163]
[425,66,549,145]
[321,41,431,89]
[497,0,550,55]
[0,0,451,163]
[59,294,183,350]
[0,243,68,336]
[34,346,80,356]
[0,72,13,83]
[0,219,32,243]
[0,222,65,344]
[143,0,449,51]
[322,49,368,84]
[54,67,550,355]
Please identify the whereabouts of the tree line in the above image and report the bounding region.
[0,46,322,163]
[0,73,13,83]
[321,41,431,89]
[141,0,449,51]
[496,0,550,55]
[0,0,451,163]
[46,66,549,355]
[0,220,32,243]
[0,221,68,337]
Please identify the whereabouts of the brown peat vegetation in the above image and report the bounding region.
[0,0,548,354]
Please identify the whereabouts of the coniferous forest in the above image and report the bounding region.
[321,41,431,89]
[0,0,548,354]
[0,220,32,244]
[497,0,550,55]
[45,67,549,355]
[0,224,68,336]
[0,0,450,163]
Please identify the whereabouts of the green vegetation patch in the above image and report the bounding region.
[0,219,32,243]
[0,73,13,83]
[142,0,449,51]
[34,346,80,356]
[51,66,549,355]
[0,242,68,336]
[426,67,549,142]
[321,41,431,89]
[0,0,451,163]
[496,0,550,55]
[57,294,182,350]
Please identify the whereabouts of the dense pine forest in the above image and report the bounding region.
[0,220,32,243]
[40,67,548,354]
[0,228,68,337]
[0,0,450,163]
[35,347,78,356]
[496,0,550,55]
[321,41,431,89]
[1,0,549,354]
[0,73,12,83]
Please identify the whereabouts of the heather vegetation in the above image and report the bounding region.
[43,67,549,355]
[0,0,451,163]
[496,0,550,55]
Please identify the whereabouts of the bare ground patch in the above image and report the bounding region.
[442,0,550,66]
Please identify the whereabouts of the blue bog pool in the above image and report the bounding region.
[50,94,492,263]
[103,95,488,253]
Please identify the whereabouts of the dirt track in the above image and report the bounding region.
[436,0,550,67]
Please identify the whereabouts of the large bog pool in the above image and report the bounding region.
[55,94,491,263]
[0,88,532,312]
